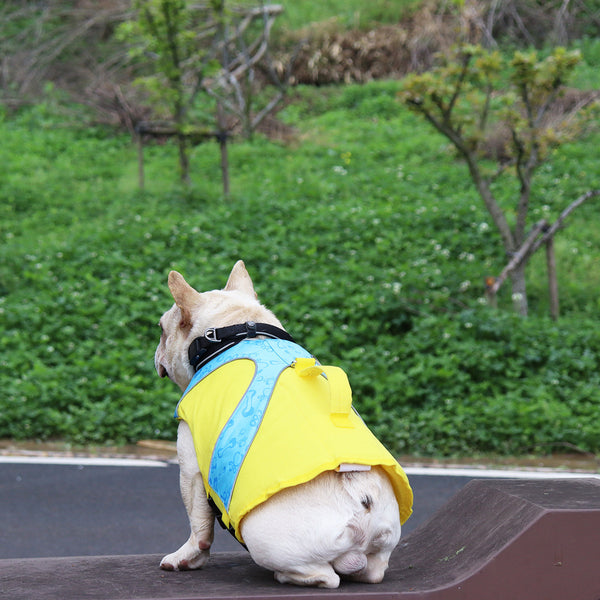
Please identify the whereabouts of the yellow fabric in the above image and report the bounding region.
[177,349,413,543]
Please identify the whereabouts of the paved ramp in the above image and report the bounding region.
[2,479,599,600]
[389,477,600,599]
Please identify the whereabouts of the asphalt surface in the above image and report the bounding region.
[0,461,469,560]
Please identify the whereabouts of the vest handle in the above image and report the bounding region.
[294,358,354,428]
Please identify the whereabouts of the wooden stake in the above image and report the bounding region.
[137,134,145,190]
[216,102,230,199]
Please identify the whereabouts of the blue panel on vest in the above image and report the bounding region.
[179,339,313,511]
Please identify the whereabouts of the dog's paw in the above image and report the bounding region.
[160,540,210,571]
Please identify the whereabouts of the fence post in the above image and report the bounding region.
[216,102,230,199]
[137,133,145,191]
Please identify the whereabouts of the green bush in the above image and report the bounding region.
[352,311,600,456]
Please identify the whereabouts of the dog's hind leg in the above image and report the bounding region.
[160,422,215,571]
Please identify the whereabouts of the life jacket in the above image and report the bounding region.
[175,338,413,544]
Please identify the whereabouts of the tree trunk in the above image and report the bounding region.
[546,236,559,320]
[509,262,528,316]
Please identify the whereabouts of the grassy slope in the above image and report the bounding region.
[1,51,599,456]
[240,0,421,34]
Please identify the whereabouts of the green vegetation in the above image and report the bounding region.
[1,2,600,458]
[2,65,600,457]
[270,0,421,34]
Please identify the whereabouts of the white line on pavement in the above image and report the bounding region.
[404,466,600,479]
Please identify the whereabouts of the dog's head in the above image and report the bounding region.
[155,260,283,391]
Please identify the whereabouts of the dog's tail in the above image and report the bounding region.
[333,467,401,579]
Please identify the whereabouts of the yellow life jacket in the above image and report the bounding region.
[175,338,413,544]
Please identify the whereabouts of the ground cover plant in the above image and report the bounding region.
[2,60,599,459]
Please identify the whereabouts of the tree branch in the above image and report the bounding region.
[445,51,471,119]
[408,97,517,253]
[251,89,284,129]
[488,189,600,297]
[529,189,600,256]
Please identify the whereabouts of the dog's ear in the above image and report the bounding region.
[224,260,257,299]
[168,271,201,329]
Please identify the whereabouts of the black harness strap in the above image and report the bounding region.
[206,495,248,550]
[187,321,295,372]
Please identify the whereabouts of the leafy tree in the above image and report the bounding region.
[401,44,598,316]
[119,0,225,184]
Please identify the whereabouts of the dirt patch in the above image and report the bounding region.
[281,6,454,85]
[0,438,177,462]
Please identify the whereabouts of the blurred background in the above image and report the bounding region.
[1,0,600,465]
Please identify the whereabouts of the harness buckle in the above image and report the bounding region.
[204,328,221,343]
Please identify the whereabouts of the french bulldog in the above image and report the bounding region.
[155,260,412,588]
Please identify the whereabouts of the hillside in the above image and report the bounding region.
[1,1,600,458]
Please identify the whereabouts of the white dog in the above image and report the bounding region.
[155,260,412,588]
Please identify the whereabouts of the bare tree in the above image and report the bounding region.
[0,1,131,106]
[120,1,286,190]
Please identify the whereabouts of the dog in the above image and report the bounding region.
[155,260,412,588]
